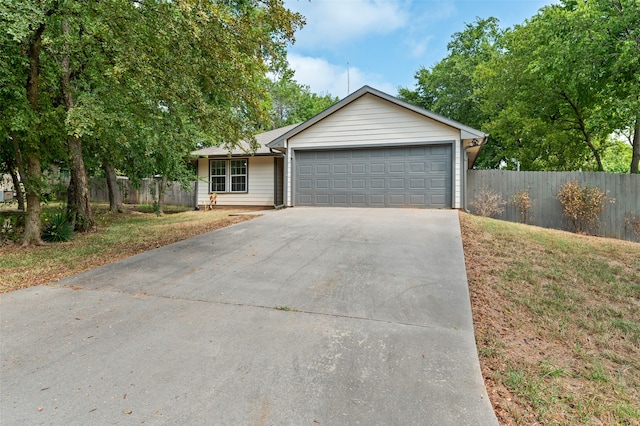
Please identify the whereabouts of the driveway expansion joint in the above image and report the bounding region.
[58,284,460,331]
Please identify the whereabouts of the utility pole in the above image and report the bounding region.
[347,59,350,95]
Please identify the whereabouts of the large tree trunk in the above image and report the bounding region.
[66,170,77,217]
[62,20,94,231]
[22,155,44,246]
[66,137,93,231]
[102,156,123,212]
[21,23,46,246]
[631,119,640,174]
[157,176,166,215]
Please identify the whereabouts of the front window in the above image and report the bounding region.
[230,159,247,192]
[210,160,227,192]
[209,159,248,193]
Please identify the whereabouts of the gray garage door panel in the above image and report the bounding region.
[296,145,452,208]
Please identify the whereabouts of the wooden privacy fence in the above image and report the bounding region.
[467,170,640,242]
[90,178,196,207]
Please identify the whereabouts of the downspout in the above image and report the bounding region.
[194,169,199,210]
[463,137,488,211]
[270,144,288,208]
[285,138,290,207]
[273,153,285,210]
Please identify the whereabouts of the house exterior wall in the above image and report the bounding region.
[285,94,463,208]
[196,156,276,206]
[287,94,460,148]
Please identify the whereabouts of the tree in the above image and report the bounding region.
[400,2,639,172]
[59,14,94,231]
[266,68,339,129]
[1,0,304,244]
[399,17,502,128]
[81,0,305,212]
[477,4,621,171]
[0,141,25,211]
[398,18,505,168]
[601,139,633,173]
[572,0,640,173]
[0,1,61,246]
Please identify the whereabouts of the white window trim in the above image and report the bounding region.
[209,159,227,193]
[209,158,248,193]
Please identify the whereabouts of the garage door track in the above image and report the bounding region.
[1,208,497,425]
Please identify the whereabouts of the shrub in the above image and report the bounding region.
[471,188,507,218]
[511,190,533,224]
[557,181,612,234]
[1,213,25,244]
[1,215,20,244]
[625,212,640,240]
[42,211,75,242]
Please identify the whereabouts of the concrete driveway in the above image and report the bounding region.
[1,208,497,425]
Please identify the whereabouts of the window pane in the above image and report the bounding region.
[211,177,226,192]
[210,160,226,192]
[230,159,247,175]
[230,159,247,192]
[210,160,226,176]
[231,176,246,192]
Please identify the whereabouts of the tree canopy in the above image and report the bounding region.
[1,0,304,244]
[266,68,339,130]
[399,0,639,173]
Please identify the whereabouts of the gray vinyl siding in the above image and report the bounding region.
[196,156,275,206]
[288,94,459,148]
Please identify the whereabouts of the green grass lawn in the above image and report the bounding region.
[460,212,640,425]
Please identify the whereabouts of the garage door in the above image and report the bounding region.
[295,145,452,208]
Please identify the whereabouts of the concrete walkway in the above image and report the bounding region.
[0,208,497,425]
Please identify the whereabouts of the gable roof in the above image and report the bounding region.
[266,85,488,149]
[192,123,299,157]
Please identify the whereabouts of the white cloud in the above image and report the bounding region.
[288,53,397,99]
[402,0,455,60]
[286,0,410,49]
[405,35,433,59]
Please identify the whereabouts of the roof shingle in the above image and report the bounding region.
[191,123,300,157]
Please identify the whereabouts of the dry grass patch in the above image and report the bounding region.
[460,212,640,425]
[0,204,257,293]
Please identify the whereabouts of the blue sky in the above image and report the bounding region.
[283,0,556,99]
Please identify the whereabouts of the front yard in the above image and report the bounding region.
[1,205,638,424]
[0,203,255,293]
[461,212,640,425]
